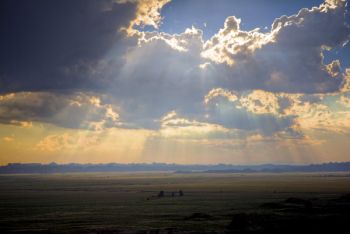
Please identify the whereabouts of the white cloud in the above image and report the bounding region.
[325,60,342,77]
[239,90,281,115]
[201,0,350,93]
[119,0,171,35]
[341,68,350,92]
[204,88,238,104]
[202,16,274,65]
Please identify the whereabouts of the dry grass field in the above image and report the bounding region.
[1,172,350,233]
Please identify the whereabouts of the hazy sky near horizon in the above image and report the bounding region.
[1,0,350,165]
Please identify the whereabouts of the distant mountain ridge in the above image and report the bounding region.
[1,162,350,174]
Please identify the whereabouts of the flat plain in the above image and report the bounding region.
[1,172,350,233]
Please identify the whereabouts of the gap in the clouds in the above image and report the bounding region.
[156,0,324,40]
[323,44,350,69]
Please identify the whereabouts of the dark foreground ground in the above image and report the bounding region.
[0,172,350,233]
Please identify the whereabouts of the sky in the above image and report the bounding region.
[1,0,350,165]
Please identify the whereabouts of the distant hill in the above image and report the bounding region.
[0,162,350,174]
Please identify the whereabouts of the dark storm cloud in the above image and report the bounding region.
[0,92,120,130]
[0,0,349,136]
[0,0,136,93]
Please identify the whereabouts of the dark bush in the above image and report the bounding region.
[179,190,184,196]
[158,190,164,197]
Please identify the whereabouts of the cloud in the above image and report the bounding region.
[1,0,350,140]
[2,136,14,142]
[0,92,121,130]
[201,0,350,93]
[202,85,350,136]
[2,0,348,96]
[158,110,238,140]
[341,68,350,92]
[119,0,171,35]
[203,87,350,135]
[106,0,350,133]
[325,60,342,77]
[35,133,79,152]
[0,0,136,93]
[7,120,33,128]
[203,88,297,135]
[239,90,281,115]
[202,15,273,65]
[338,95,350,107]
[204,88,238,104]
[109,27,208,128]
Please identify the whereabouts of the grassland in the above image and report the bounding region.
[1,172,350,233]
